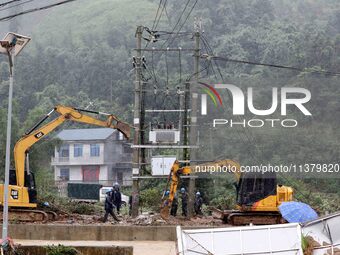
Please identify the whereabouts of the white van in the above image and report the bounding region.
[99,186,129,206]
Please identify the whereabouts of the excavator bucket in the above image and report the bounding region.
[160,205,170,220]
[116,121,131,140]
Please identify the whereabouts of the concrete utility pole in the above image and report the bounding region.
[183,82,190,163]
[131,26,143,217]
[187,24,201,217]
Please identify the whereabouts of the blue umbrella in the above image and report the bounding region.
[279,202,318,223]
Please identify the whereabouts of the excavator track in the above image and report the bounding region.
[223,210,283,226]
[0,209,50,222]
[45,211,59,221]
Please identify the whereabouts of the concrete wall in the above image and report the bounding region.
[18,245,133,255]
[55,165,108,182]
[55,165,82,181]
[99,165,108,181]
[7,224,178,241]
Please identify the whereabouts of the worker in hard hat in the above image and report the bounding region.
[161,190,171,209]
[112,182,122,215]
[170,193,178,217]
[180,187,188,217]
[103,188,119,223]
[194,191,203,215]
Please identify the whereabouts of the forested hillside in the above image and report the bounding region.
[0,0,339,210]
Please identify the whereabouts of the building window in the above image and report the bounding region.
[90,144,100,157]
[74,144,83,157]
[60,144,69,157]
[60,168,70,181]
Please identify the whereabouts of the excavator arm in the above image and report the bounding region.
[160,159,241,219]
[14,105,131,188]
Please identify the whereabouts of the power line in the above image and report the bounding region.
[143,0,168,49]
[0,0,35,13]
[151,0,163,31]
[164,0,198,48]
[153,0,167,31]
[208,55,340,77]
[0,0,77,21]
[0,0,21,8]
[163,3,171,26]
[160,0,192,48]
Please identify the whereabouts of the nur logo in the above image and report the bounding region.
[199,82,223,115]
[200,83,311,116]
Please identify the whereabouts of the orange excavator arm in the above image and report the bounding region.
[14,105,131,188]
[160,159,241,219]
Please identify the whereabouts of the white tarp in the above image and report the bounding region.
[177,223,303,255]
[302,212,340,255]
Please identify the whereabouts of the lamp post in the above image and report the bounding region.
[0,32,30,244]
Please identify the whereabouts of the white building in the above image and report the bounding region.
[51,128,132,186]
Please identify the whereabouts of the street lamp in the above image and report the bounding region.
[0,32,30,244]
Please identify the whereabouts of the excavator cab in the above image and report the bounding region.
[24,172,37,203]
[236,172,277,207]
[9,169,37,204]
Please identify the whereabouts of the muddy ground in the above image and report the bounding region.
[40,213,225,226]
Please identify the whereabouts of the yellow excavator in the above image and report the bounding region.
[160,160,294,225]
[0,105,130,222]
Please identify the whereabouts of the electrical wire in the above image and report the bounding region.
[164,3,171,26]
[160,0,192,48]
[151,0,163,31]
[0,0,35,12]
[151,50,159,90]
[153,0,167,31]
[143,0,168,49]
[0,0,21,8]
[0,0,77,21]
[210,56,340,77]
[186,59,210,81]
[163,0,198,49]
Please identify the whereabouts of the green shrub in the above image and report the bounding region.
[140,188,162,211]
[68,202,96,215]
[46,245,81,255]
[209,189,236,210]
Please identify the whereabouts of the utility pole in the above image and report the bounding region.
[183,82,190,163]
[131,26,143,217]
[178,91,184,160]
[140,72,146,176]
[187,20,201,217]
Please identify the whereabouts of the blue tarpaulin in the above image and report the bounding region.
[279,202,318,223]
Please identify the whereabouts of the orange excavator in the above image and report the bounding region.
[160,160,294,225]
[0,105,130,222]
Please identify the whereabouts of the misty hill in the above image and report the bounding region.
[0,0,338,210]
